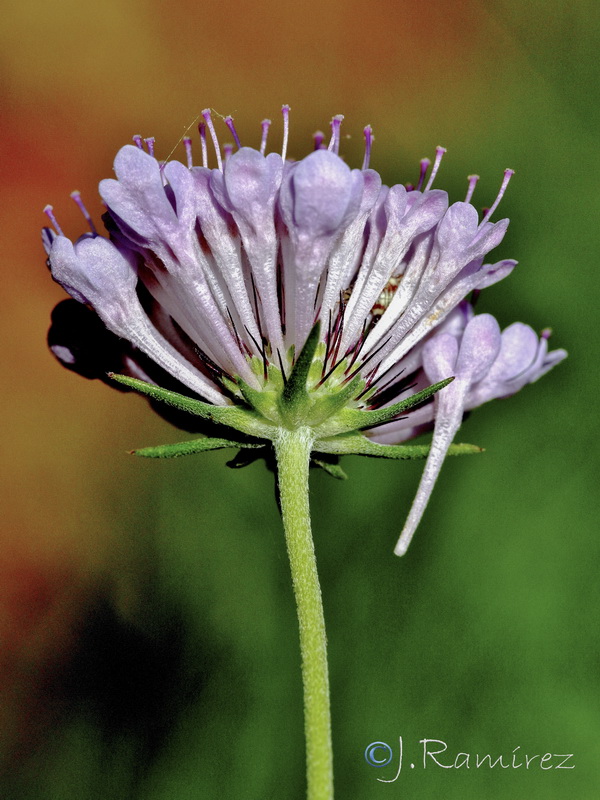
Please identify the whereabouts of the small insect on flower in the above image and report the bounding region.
[43,107,566,554]
[370,275,403,319]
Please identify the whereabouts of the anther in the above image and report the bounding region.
[183,137,193,169]
[198,121,208,168]
[43,205,64,237]
[224,116,242,149]
[144,137,155,157]
[223,143,234,161]
[281,104,291,162]
[328,114,344,155]
[481,169,514,222]
[424,146,446,191]
[260,119,271,155]
[465,174,480,203]
[541,327,552,340]
[362,125,373,170]
[202,109,223,171]
[416,158,431,191]
[313,130,325,151]
[70,191,97,234]
[132,135,144,150]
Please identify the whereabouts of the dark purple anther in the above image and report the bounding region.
[313,131,325,151]
[202,109,223,171]
[70,191,97,234]
[224,116,242,149]
[260,119,271,155]
[362,125,373,170]
[43,205,64,236]
[281,105,290,161]
[198,121,208,168]
[328,115,344,155]
[416,158,431,191]
[482,169,515,222]
[183,137,193,169]
[424,147,446,191]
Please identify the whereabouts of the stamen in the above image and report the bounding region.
[353,365,380,401]
[369,378,415,411]
[317,349,347,388]
[343,335,391,384]
[424,147,446,191]
[541,327,552,340]
[276,348,288,383]
[198,122,208,168]
[361,413,410,431]
[465,174,479,203]
[260,119,271,155]
[328,114,344,155]
[183,136,193,169]
[281,104,290,162]
[481,168,514,222]
[416,158,431,191]
[43,205,64,236]
[202,109,223,171]
[226,307,244,355]
[70,191,97,234]
[250,273,267,372]
[346,320,368,370]
[144,137,155,157]
[224,116,242,149]
[362,125,373,170]
[322,309,334,378]
[223,143,234,161]
[132,135,144,150]
[313,131,325,151]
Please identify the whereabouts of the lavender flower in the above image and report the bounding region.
[43,108,566,554]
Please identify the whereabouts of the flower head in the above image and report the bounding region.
[44,107,566,553]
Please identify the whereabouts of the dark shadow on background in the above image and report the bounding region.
[0,562,233,800]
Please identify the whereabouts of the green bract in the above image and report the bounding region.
[109,323,482,470]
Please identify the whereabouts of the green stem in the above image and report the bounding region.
[274,427,333,800]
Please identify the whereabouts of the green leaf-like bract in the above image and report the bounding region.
[108,373,274,438]
[281,322,321,411]
[311,376,455,438]
[314,433,483,459]
[132,437,263,459]
[108,371,482,467]
[311,456,349,480]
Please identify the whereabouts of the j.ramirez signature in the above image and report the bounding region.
[364,738,575,782]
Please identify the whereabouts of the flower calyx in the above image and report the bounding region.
[109,322,482,469]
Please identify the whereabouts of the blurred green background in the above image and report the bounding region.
[1,0,598,797]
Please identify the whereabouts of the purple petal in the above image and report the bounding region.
[455,314,501,382]
[435,202,480,252]
[49,234,137,317]
[474,258,517,289]
[99,145,178,244]
[280,149,363,240]
[486,322,540,383]
[212,148,283,230]
[422,332,459,382]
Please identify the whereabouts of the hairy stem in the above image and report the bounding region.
[274,427,333,800]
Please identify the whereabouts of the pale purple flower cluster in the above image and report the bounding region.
[43,108,565,553]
